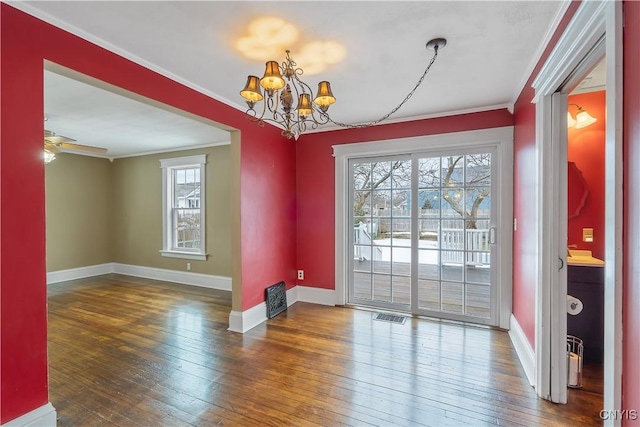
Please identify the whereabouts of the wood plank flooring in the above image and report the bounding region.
[48,274,603,426]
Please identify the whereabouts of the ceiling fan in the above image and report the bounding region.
[44,129,107,163]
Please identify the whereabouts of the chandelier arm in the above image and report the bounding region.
[325,45,440,129]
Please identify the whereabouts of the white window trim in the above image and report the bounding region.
[333,126,513,329]
[160,154,208,261]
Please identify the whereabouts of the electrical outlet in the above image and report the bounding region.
[297,270,304,280]
[187,262,191,271]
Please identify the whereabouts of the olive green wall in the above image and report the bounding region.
[45,146,232,277]
[45,153,113,271]
[111,146,231,276]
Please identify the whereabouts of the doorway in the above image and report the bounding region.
[335,127,513,329]
[531,0,623,414]
[348,150,497,325]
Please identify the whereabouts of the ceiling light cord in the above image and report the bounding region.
[324,45,440,129]
[240,38,446,139]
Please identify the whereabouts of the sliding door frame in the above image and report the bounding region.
[334,126,514,329]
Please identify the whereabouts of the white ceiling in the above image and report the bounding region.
[16,1,570,157]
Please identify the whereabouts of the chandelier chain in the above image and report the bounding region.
[324,45,440,129]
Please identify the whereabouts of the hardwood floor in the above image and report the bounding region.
[48,274,602,426]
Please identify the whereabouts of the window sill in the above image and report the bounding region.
[160,250,208,261]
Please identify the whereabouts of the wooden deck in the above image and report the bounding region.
[353,259,491,319]
[48,274,603,426]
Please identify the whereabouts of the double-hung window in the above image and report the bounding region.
[160,155,207,260]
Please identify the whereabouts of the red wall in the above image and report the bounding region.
[567,91,606,260]
[623,1,640,423]
[0,4,296,422]
[511,1,581,345]
[296,109,513,289]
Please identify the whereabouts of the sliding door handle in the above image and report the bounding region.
[489,227,497,245]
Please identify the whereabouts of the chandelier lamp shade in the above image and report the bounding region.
[240,38,446,140]
[567,103,597,129]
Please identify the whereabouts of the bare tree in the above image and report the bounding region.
[353,154,491,230]
[438,155,490,229]
[352,160,409,220]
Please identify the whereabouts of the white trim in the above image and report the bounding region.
[6,1,244,115]
[511,0,572,107]
[47,263,114,284]
[46,263,232,291]
[228,305,265,334]
[333,126,513,328]
[1,402,57,427]
[531,1,607,102]
[159,250,208,261]
[296,286,336,306]
[603,2,624,422]
[227,287,298,333]
[112,141,230,160]
[531,0,623,416]
[304,103,513,135]
[160,154,207,258]
[113,263,231,291]
[509,314,536,387]
[334,153,348,306]
[159,154,207,169]
[333,126,513,158]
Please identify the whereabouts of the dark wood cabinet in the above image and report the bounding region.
[567,265,604,364]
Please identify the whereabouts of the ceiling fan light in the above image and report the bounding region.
[240,75,263,102]
[567,112,577,128]
[43,149,56,164]
[260,61,285,91]
[574,109,597,129]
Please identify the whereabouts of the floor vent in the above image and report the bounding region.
[373,312,407,324]
[266,281,287,319]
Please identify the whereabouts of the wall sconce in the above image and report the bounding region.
[567,104,597,129]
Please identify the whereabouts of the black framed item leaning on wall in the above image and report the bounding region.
[266,281,287,318]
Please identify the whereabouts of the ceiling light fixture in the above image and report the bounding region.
[240,38,447,140]
[43,149,56,164]
[567,104,597,129]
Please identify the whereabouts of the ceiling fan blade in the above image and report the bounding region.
[44,142,61,154]
[44,129,76,144]
[58,142,108,155]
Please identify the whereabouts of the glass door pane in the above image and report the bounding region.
[348,150,496,325]
[416,152,493,321]
[350,157,411,309]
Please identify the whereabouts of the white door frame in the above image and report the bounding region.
[531,0,623,419]
[333,127,513,329]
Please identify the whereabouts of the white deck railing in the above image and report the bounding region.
[441,228,490,266]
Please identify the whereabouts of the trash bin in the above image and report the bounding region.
[567,335,583,388]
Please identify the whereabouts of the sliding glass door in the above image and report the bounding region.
[348,149,497,325]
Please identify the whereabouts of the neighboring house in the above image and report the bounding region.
[1,2,639,427]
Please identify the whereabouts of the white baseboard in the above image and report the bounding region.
[228,303,266,333]
[2,402,57,427]
[296,285,336,306]
[228,286,298,333]
[509,313,536,387]
[113,263,231,291]
[46,263,231,291]
[47,263,114,284]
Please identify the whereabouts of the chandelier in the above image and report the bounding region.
[239,38,447,140]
